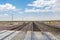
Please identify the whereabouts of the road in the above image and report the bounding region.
[0,22,60,40]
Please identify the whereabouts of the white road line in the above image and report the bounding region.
[0,31,14,40]
[24,31,31,40]
[4,31,20,40]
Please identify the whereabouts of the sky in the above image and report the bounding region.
[0,0,60,21]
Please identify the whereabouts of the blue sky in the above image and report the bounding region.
[0,0,60,21]
[0,0,34,9]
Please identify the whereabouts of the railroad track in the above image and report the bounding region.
[0,22,32,40]
[34,22,60,32]
[33,22,59,40]
[11,22,33,40]
[0,22,30,35]
[0,22,59,40]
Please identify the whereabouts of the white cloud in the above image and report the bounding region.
[26,0,60,13]
[0,3,24,14]
[24,8,52,13]
[0,3,16,12]
[52,0,60,13]
[25,0,56,13]
[27,0,56,8]
[15,14,60,21]
[0,14,9,17]
[21,16,41,21]
[0,3,25,21]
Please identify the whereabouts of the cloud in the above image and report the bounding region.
[15,13,60,21]
[52,0,60,13]
[24,8,52,13]
[0,3,16,12]
[21,16,41,21]
[0,3,24,15]
[25,0,56,13]
[27,0,56,8]
[0,3,24,21]
[26,0,60,13]
[0,14,9,17]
